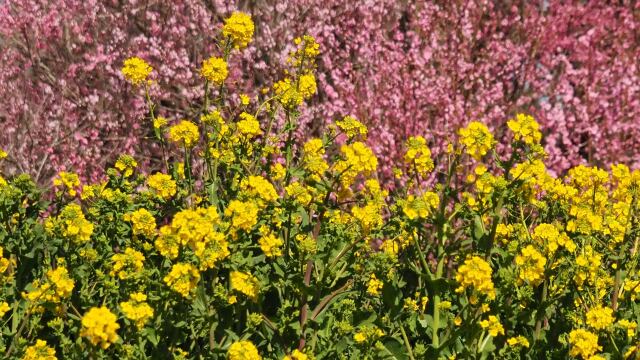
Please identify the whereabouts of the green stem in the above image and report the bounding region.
[399,323,416,360]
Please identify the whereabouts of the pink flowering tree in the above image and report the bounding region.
[0,0,638,183]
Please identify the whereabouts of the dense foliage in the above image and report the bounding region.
[1,10,640,360]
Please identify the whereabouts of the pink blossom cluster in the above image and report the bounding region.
[0,1,638,183]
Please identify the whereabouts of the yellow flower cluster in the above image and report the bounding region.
[515,245,546,286]
[200,56,228,85]
[223,12,255,49]
[169,120,200,148]
[0,302,9,317]
[353,325,384,343]
[111,247,145,280]
[404,136,434,176]
[366,273,383,296]
[402,192,439,220]
[240,175,278,204]
[0,246,11,284]
[334,142,377,186]
[156,207,229,269]
[23,266,75,304]
[508,113,542,145]
[532,223,576,254]
[121,57,152,86]
[236,112,262,139]
[569,329,601,359]
[53,171,80,196]
[44,203,94,244]
[455,256,496,300]
[230,271,260,301]
[22,340,57,360]
[293,35,321,63]
[225,200,259,231]
[274,78,303,109]
[285,182,314,206]
[458,121,495,160]
[114,154,137,177]
[153,116,168,129]
[298,72,317,100]
[506,335,530,348]
[352,201,383,231]
[585,306,615,331]
[164,263,200,298]
[336,115,368,140]
[120,292,154,329]
[283,349,308,360]
[479,315,504,337]
[147,173,177,200]
[80,306,120,349]
[227,340,262,360]
[124,208,156,238]
[302,138,328,180]
[617,319,637,337]
[258,232,283,258]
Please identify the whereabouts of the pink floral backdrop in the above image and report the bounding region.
[1,0,638,183]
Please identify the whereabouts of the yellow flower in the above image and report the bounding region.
[236,112,262,139]
[23,266,75,304]
[164,263,200,298]
[366,274,383,296]
[201,57,228,85]
[0,302,9,317]
[240,94,250,105]
[153,116,168,129]
[230,271,260,301]
[569,329,601,359]
[46,203,94,244]
[298,72,317,100]
[404,136,434,176]
[240,176,278,203]
[110,248,145,280]
[114,154,137,177]
[147,173,177,200]
[334,142,377,186]
[169,120,200,148]
[458,121,495,160]
[126,208,156,238]
[120,292,154,329]
[271,163,286,180]
[353,325,384,344]
[515,245,546,286]
[336,115,367,139]
[80,306,120,349]
[22,339,57,360]
[121,57,152,86]
[0,148,7,160]
[402,192,439,220]
[292,35,321,62]
[506,335,530,348]
[618,319,637,338]
[479,315,504,337]
[258,232,283,258]
[223,12,255,49]
[227,340,261,360]
[585,306,615,331]
[507,113,542,145]
[285,182,313,206]
[283,349,308,360]
[53,171,80,196]
[274,78,302,109]
[225,200,259,231]
[455,256,496,299]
